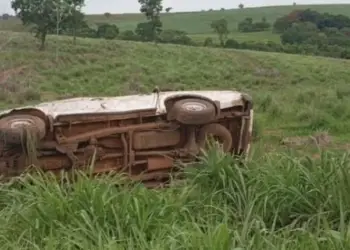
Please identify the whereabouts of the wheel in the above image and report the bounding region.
[197,123,233,153]
[0,114,46,145]
[170,98,216,125]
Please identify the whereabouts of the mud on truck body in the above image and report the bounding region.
[0,90,253,187]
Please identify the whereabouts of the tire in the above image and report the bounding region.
[197,123,233,153]
[0,115,46,145]
[171,98,216,125]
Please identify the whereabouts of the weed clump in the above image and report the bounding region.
[1,149,350,249]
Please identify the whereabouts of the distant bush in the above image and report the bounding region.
[158,29,193,45]
[239,41,281,52]
[60,19,97,39]
[224,39,240,48]
[203,37,214,47]
[253,18,271,31]
[210,18,229,46]
[1,13,10,20]
[280,22,320,45]
[135,22,155,42]
[76,26,98,38]
[272,16,291,33]
[238,17,271,32]
[323,27,350,47]
[96,23,119,39]
[118,28,193,45]
[119,30,139,41]
[222,39,350,60]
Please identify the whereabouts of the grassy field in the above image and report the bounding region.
[1,29,350,248]
[2,30,350,140]
[2,4,350,44]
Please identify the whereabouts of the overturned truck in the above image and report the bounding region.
[0,90,253,186]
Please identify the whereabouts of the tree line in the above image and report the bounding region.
[275,9,350,48]
[203,9,350,60]
[8,0,350,60]
[9,0,166,49]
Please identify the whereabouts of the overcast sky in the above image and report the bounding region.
[1,0,350,14]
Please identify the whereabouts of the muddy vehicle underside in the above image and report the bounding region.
[0,91,253,186]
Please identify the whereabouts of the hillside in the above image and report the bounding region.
[1,30,350,143]
[91,4,350,33]
[2,4,350,34]
[2,30,350,249]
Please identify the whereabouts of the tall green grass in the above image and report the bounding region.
[1,148,350,249]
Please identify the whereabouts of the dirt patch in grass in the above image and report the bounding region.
[281,131,333,148]
[0,66,28,86]
[0,65,41,105]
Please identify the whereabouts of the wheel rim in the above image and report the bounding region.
[10,119,36,129]
[0,115,47,145]
[182,102,207,112]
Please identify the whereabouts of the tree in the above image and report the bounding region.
[119,30,138,41]
[225,39,240,48]
[138,0,163,41]
[280,22,320,45]
[66,0,86,44]
[96,23,119,39]
[104,12,111,18]
[210,18,229,46]
[158,29,192,45]
[203,37,214,47]
[238,17,271,32]
[238,17,253,32]
[2,13,10,20]
[135,22,154,41]
[165,7,172,13]
[11,0,85,50]
[59,8,87,39]
[239,3,244,9]
[273,9,350,33]
[273,16,292,33]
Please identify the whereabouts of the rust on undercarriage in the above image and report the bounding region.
[0,91,253,186]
